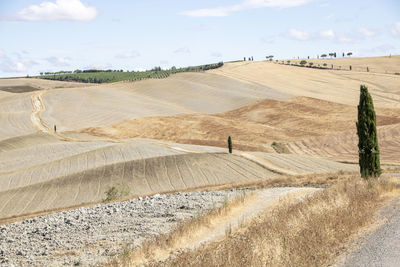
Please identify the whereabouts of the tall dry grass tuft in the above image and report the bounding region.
[108,191,249,267]
[147,177,396,267]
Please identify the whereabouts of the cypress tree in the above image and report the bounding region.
[356,85,381,178]
[228,136,232,154]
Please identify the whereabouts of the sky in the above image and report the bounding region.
[0,0,399,77]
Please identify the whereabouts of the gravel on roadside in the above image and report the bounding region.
[0,189,248,266]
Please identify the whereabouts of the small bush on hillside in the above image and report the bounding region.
[103,185,131,202]
[104,186,119,202]
[271,141,290,154]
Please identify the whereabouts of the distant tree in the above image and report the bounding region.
[323,63,327,67]
[350,65,352,71]
[308,62,313,67]
[334,52,337,58]
[40,72,43,76]
[342,52,345,57]
[317,55,319,59]
[244,57,246,61]
[347,52,353,57]
[307,56,310,59]
[287,60,291,64]
[251,56,254,61]
[357,85,381,178]
[321,54,327,59]
[248,57,251,61]
[300,60,307,66]
[228,136,232,154]
[367,67,369,72]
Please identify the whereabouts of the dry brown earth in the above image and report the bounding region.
[82,97,400,163]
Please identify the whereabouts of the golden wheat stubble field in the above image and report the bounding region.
[0,55,399,220]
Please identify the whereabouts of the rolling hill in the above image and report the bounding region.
[0,55,399,220]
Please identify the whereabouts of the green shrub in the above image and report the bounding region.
[103,185,131,202]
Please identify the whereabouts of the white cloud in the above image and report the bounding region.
[180,6,238,17]
[211,52,223,58]
[391,22,400,36]
[358,27,375,37]
[174,47,190,54]
[116,51,140,59]
[16,0,97,21]
[363,44,396,54]
[180,0,316,17]
[319,29,335,39]
[46,56,71,66]
[0,54,39,73]
[324,14,334,20]
[337,35,353,43]
[288,29,309,41]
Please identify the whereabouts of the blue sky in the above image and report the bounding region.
[0,0,399,77]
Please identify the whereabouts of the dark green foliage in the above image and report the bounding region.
[228,136,232,154]
[300,60,307,66]
[356,85,381,178]
[37,62,224,84]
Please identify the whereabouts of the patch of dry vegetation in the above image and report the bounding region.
[111,174,400,267]
[110,190,249,266]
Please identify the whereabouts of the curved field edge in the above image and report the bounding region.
[0,153,278,219]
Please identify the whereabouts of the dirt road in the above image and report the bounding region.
[337,197,400,267]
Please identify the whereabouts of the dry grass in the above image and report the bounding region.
[108,189,250,267]
[110,174,400,267]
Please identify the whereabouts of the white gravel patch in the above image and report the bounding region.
[0,189,249,266]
